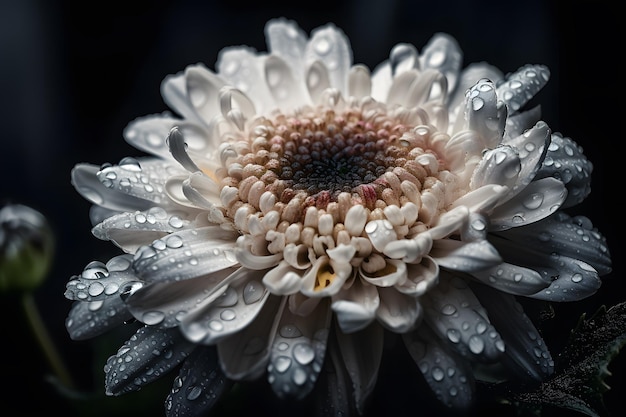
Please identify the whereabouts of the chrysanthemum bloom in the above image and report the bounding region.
[65,19,612,416]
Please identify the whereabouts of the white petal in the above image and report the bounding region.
[218,295,284,380]
[305,60,331,103]
[180,268,269,344]
[264,55,307,109]
[464,78,506,149]
[359,259,407,287]
[470,146,521,191]
[132,227,239,283]
[472,284,554,381]
[262,261,303,295]
[389,43,418,75]
[403,324,475,410]
[430,239,502,272]
[332,278,379,333]
[65,255,138,301]
[301,256,352,297]
[123,114,180,161]
[160,67,204,124]
[395,256,440,296]
[347,64,371,99]
[470,262,550,296]
[66,298,132,341]
[376,287,422,333]
[105,326,194,395]
[305,23,352,95]
[422,273,505,362]
[365,219,397,252]
[419,33,462,95]
[184,65,226,126]
[125,267,238,328]
[529,258,601,302]
[265,18,307,68]
[496,64,550,114]
[490,177,567,230]
[268,299,331,399]
[334,322,384,414]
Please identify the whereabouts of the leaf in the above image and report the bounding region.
[508,301,626,417]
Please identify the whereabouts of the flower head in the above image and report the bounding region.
[65,18,612,415]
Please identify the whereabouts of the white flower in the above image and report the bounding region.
[65,18,612,415]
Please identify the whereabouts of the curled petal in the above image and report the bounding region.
[184,65,226,125]
[464,78,506,149]
[384,232,433,264]
[419,33,462,95]
[332,278,380,333]
[469,146,521,192]
[395,256,439,296]
[262,261,303,295]
[301,256,353,297]
[376,287,423,333]
[359,258,407,287]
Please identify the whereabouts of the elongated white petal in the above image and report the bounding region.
[166,346,232,417]
[403,324,475,410]
[490,177,567,231]
[184,65,226,126]
[268,299,331,399]
[395,256,440,296]
[305,23,352,94]
[262,261,303,295]
[105,326,195,396]
[430,239,502,272]
[218,295,284,380]
[470,262,550,296]
[180,268,269,344]
[65,255,138,301]
[66,298,132,341]
[496,64,550,114]
[335,322,384,414]
[132,227,239,283]
[123,114,180,161]
[472,284,553,381]
[419,33,462,95]
[422,273,505,362]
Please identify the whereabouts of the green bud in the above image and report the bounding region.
[0,203,54,293]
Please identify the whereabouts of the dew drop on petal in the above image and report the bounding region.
[441,304,457,316]
[186,385,202,401]
[274,356,292,373]
[279,324,303,338]
[293,343,315,365]
[571,273,583,283]
[447,328,461,343]
[243,280,264,304]
[431,366,444,382]
[220,309,236,321]
[468,335,485,354]
[142,310,165,325]
[523,192,544,210]
[208,320,224,331]
[166,235,184,248]
[292,368,307,386]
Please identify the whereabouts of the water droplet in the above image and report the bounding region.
[220,309,236,321]
[169,216,184,228]
[243,280,264,304]
[88,282,105,296]
[166,235,184,248]
[447,329,461,343]
[476,322,487,334]
[432,366,444,381]
[523,193,544,210]
[292,368,307,386]
[468,335,485,354]
[274,356,292,373]
[314,37,331,54]
[571,273,583,283]
[279,324,302,338]
[472,97,484,111]
[441,304,457,316]
[293,343,315,365]
[186,385,202,401]
[143,310,165,325]
[208,320,224,331]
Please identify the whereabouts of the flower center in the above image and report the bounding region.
[219,104,454,258]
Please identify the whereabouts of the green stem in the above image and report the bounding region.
[21,293,75,389]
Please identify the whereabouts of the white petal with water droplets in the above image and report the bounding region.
[490,177,566,230]
[123,114,180,161]
[464,78,506,149]
[180,268,269,344]
[348,64,371,99]
[301,256,353,297]
[472,284,554,381]
[535,133,593,208]
[132,227,239,283]
[305,60,331,104]
[305,23,352,95]
[125,267,238,328]
[104,326,195,396]
[267,299,331,400]
[419,33,462,95]
[66,297,133,341]
[264,55,306,109]
[166,346,232,417]
[266,18,307,69]
[161,66,206,124]
[470,262,550,296]
[496,64,550,114]
[91,207,198,253]
[422,273,505,362]
[403,324,475,410]
[65,255,139,301]
[184,65,226,126]
[218,295,283,380]
[470,146,521,192]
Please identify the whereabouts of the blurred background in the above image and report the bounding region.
[0,0,622,416]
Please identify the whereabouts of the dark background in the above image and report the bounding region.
[0,0,622,416]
